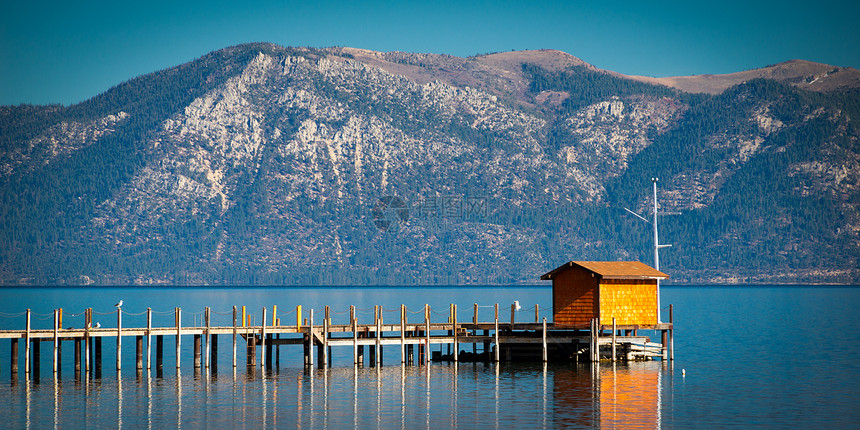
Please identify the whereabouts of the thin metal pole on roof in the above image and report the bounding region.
[652,178,679,322]
[626,179,679,323]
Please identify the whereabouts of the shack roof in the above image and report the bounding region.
[540,261,669,281]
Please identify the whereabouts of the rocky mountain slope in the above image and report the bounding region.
[1,43,858,285]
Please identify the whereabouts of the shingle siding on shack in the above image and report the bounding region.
[598,279,659,325]
[552,265,599,327]
[541,261,667,327]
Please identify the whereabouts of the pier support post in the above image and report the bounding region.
[11,339,18,375]
[211,333,218,372]
[53,309,59,374]
[374,306,380,367]
[193,334,202,369]
[24,309,30,378]
[661,329,668,360]
[473,303,478,356]
[156,335,163,371]
[261,307,267,370]
[94,337,101,378]
[542,317,547,362]
[494,304,500,362]
[612,318,617,362]
[232,306,237,369]
[246,335,256,368]
[510,304,515,330]
[146,308,152,371]
[175,307,181,369]
[84,309,91,374]
[669,304,674,361]
[32,339,41,379]
[351,306,358,365]
[267,334,273,369]
[453,304,458,362]
[305,309,314,367]
[323,306,329,368]
[136,336,143,370]
[589,318,596,362]
[73,338,80,375]
[424,304,430,365]
[400,305,406,364]
[204,307,210,370]
[116,307,122,371]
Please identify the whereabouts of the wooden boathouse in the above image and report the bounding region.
[540,261,668,327]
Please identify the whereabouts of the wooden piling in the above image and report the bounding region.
[351,306,357,365]
[57,336,62,377]
[611,318,617,362]
[424,304,430,365]
[193,334,202,368]
[11,339,18,375]
[10,339,18,379]
[53,309,59,374]
[309,309,314,367]
[24,309,30,377]
[510,303,515,330]
[323,306,329,367]
[146,308,152,371]
[261,307,267,370]
[32,339,40,379]
[589,318,596,362]
[669,304,674,361]
[400,305,406,364]
[73,338,80,374]
[246,335,256,367]
[473,303,478,356]
[116,307,122,371]
[136,336,143,370]
[84,309,90,373]
[266,334,273,369]
[453,304,458,362]
[204,307,210,370]
[661,329,668,360]
[374,306,380,366]
[156,335,163,370]
[542,317,548,362]
[535,304,540,323]
[175,307,181,369]
[494,304,500,362]
[94,337,101,378]
[232,306,237,369]
[211,333,218,372]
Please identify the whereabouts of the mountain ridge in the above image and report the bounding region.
[1,43,858,285]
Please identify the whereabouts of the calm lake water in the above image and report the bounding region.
[0,285,858,428]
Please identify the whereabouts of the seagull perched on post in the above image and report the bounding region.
[114,300,123,308]
[514,301,521,311]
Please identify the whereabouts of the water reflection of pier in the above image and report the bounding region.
[20,360,674,428]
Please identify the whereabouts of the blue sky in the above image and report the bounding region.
[2,0,858,106]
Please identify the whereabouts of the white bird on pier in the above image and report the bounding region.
[94,322,101,328]
[514,300,521,311]
[114,299,123,308]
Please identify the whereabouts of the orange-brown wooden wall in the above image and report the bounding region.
[552,268,599,327]
[598,279,658,325]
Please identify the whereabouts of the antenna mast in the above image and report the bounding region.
[626,178,679,323]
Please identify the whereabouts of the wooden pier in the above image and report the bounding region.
[0,303,673,379]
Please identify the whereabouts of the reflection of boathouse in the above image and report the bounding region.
[540,261,668,328]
